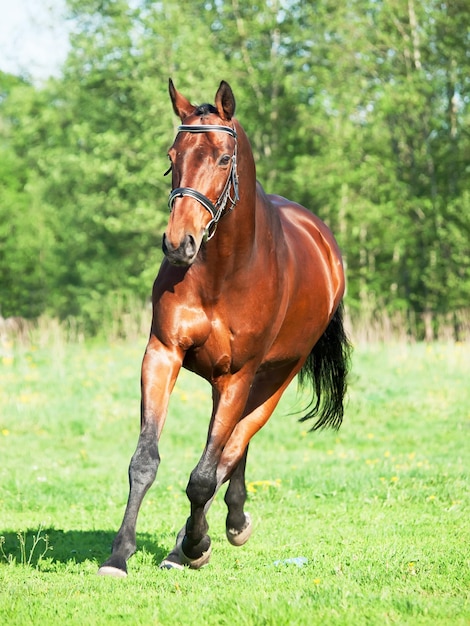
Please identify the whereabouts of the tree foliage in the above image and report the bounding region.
[0,0,468,337]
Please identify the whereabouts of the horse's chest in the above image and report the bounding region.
[182,319,257,382]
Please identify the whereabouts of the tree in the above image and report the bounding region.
[0,0,468,338]
[0,73,59,318]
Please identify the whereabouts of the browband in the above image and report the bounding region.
[177,124,237,139]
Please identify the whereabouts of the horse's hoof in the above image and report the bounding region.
[226,512,252,547]
[177,542,212,569]
[97,565,128,578]
[160,559,185,570]
[159,552,185,570]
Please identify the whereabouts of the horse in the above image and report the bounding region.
[98,80,351,576]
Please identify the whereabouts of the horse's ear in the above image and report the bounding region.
[215,81,236,121]
[169,78,196,121]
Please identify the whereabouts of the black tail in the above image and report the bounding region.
[298,302,352,430]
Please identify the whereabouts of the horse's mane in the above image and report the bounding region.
[194,103,218,117]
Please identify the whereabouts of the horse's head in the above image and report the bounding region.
[162,80,239,266]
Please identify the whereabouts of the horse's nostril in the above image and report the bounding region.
[184,234,196,258]
[162,233,169,255]
[162,233,178,256]
[162,233,198,266]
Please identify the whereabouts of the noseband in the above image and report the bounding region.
[168,124,239,240]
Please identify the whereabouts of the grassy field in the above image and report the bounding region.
[0,334,469,625]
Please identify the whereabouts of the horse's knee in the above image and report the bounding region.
[129,433,160,488]
[186,462,217,508]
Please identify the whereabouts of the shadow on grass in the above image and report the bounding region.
[0,528,168,568]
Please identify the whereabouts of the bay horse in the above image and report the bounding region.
[98,80,351,576]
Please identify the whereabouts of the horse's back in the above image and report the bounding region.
[267,193,345,310]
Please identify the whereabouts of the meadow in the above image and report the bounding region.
[0,328,469,625]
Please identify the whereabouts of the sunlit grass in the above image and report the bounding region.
[0,337,469,625]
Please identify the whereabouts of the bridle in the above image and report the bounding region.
[168,124,239,240]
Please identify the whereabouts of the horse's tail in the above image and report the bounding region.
[298,302,352,430]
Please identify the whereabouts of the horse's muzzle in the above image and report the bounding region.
[162,233,198,266]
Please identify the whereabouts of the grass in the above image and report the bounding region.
[0,334,469,625]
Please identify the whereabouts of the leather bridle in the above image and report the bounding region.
[168,124,239,240]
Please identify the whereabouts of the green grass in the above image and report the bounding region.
[0,336,469,625]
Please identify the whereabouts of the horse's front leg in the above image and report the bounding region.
[98,337,182,577]
[163,375,252,569]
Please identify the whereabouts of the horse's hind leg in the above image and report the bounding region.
[160,452,252,569]
[160,365,301,570]
[160,453,252,569]
[224,447,253,546]
[216,365,302,550]
[160,376,254,569]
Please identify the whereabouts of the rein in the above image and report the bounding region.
[168,124,239,240]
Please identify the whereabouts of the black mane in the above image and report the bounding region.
[195,103,218,117]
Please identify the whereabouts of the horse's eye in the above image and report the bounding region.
[218,154,231,167]
[164,158,172,176]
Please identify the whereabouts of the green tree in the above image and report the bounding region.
[0,0,468,338]
[0,74,59,318]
